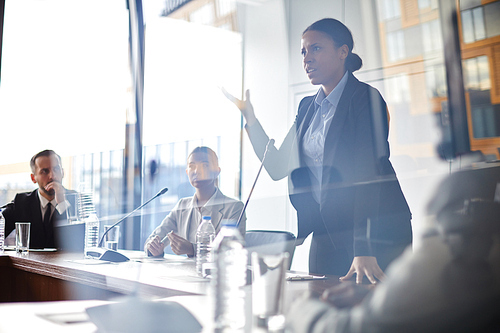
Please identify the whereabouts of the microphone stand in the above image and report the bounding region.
[236,139,274,228]
[85,187,168,262]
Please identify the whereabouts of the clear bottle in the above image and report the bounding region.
[84,213,100,257]
[196,215,216,277]
[212,220,248,332]
[0,209,5,253]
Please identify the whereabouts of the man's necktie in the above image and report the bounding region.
[44,202,52,225]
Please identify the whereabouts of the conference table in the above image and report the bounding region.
[0,249,340,332]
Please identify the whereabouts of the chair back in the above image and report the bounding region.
[244,230,296,269]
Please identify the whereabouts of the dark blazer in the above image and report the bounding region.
[2,189,76,249]
[246,72,412,275]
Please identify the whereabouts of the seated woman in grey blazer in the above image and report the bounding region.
[144,146,246,257]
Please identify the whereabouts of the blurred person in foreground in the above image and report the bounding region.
[144,146,246,257]
[287,167,500,332]
[2,149,75,249]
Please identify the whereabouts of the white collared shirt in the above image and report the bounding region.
[302,71,349,203]
[187,189,219,242]
[37,189,69,223]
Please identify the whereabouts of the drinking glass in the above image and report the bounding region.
[104,225,120,251]
[15,222,31,254]
[251,252,289,331]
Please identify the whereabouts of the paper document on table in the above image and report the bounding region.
[286,272,328,281]
[68,259,113,265]
[37,311,90,325]
[158,275,208,283]
[30,248,58,252]
[3,247,58,252]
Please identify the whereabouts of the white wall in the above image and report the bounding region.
[237,0,291,232]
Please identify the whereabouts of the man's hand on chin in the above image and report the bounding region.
[45,181,66,203]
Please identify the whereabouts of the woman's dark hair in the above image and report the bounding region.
[188,146,218,161]
[303,18,362,72]
[188,146,219,169]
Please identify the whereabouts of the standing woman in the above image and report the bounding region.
[226,18,412,283]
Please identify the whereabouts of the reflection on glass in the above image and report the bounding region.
[65,193,79,224]
[464,56,491,92]
[464,55,499,139]
[387,30,405,62]
[418,0,431,9]
[418,0,438,10]
[477,56,491,91]
[422,20,442,54]
[472,7,485,41]
[461,10,474,43]
[464,58,479,90]
[378,0,401,20]
[386,74,410,104]
[471,102,500,139]
[462,6,486,43]
[484,1,500,38]
[216,0,235,17]
[189,3,215,25]
[425,64,447,98]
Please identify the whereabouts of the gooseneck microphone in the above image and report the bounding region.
[236,139,275,228]
[98,187,169,247]
[85,187,168,262]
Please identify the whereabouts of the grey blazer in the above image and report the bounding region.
[144,188,246,253]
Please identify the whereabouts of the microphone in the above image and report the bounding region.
[85,187,168,262]
[236,139,275,228]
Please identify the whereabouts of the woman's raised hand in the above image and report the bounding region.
[222,88,257,126]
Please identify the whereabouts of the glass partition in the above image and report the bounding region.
[0,0,498,271]
[139,0,242,248]
[0,1,129,245]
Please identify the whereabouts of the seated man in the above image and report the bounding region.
[2,150,75,249]
[145,146,246,257]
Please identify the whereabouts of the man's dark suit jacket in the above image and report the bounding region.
[246,72,412,275]
[2,189,76,249]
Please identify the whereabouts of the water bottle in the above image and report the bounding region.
[196,215,216,277]
[0,209,5,253]
[84,213,100,257]
[212,220,248,332]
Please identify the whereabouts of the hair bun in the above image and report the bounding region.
[347,52,362,72]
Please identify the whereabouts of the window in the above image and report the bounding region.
[0,1,129,213]
[484,1,500,39]
[422,19,443,54]
[460,0,482,11]
[386,74,411,104]
[461,6,486,43]
[386,30,406,62]
[378,0,401,21]
[425,64,447,98]
[463,56,500,139]
[140,1,242,245]
[418,0,438,10]
[217,0,236,18]
[464,56,491,91]
[189,3,215,25]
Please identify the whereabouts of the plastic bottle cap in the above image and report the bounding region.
[221,220,238,227]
